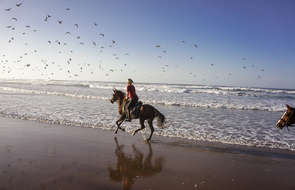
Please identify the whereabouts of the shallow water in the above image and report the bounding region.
[0,79,294,151]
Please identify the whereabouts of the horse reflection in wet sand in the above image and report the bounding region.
[276,104,295,130]
[108,137,164,190]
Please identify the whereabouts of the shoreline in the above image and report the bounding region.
[1,117,295,189]
[1,115,295,156]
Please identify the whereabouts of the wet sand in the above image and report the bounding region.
[1,117,295,190]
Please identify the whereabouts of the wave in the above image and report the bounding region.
[0,86,287,112]
[46,83,91,88]
[88,83,295,97]
[1,79,295,97]
[0,110,109,129]
[0,86,109,101]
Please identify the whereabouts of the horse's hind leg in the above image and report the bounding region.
[147,119,154,141]
[132,118,145,136]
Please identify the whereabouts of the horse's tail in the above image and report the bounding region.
[153,107,166,128]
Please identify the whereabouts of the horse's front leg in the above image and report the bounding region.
[114,114,126,134]
[114,120,122,134]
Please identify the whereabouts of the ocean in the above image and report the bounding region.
[0,79,294,151]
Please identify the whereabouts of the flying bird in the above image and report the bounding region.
[58,20,63,24]
[5,8,12,11]
[99,33,104,37]
[16,3,22,7]
[66,8,70,11]
[155,45,160,48]
[112,40,116,44]
[25,25,31,28]
[74,24,79,28]
[44,15,51,22]
[193,44,198,48]
[11,18,18,21]
[65,32,71,35]
[55,40,61,45]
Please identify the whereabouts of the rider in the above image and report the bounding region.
[126,78,138,121]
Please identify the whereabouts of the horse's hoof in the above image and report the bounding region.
[132,131,136,136]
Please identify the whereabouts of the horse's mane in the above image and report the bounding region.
[116,90,126,99]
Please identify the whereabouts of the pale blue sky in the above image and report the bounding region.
[0,0,294,88]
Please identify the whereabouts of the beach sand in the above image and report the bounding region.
[1,117,295,190]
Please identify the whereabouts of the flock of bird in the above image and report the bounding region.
[1,1,265,81]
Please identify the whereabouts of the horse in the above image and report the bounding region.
[276,104,295,130]
[110,89,165,141]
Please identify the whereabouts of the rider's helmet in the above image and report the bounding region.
[128,78,133,84]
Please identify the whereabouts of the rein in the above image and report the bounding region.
[116,92,126,115]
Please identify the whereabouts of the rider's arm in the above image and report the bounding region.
[126,86,130,99]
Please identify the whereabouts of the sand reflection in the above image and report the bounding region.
[108,137,164,190]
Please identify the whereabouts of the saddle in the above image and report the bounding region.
[132,101,143,117]
[123,101,143,118]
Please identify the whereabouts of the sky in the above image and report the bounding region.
[0,0,294,88]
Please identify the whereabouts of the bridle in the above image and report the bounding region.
[278,109,294,130]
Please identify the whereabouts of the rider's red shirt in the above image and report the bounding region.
[127,85,137,99]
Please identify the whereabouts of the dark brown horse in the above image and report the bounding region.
[110,89,165,141]
[276,104,295,130]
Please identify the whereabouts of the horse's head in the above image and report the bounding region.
[276,104,295,129]
[110,89,125,104]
